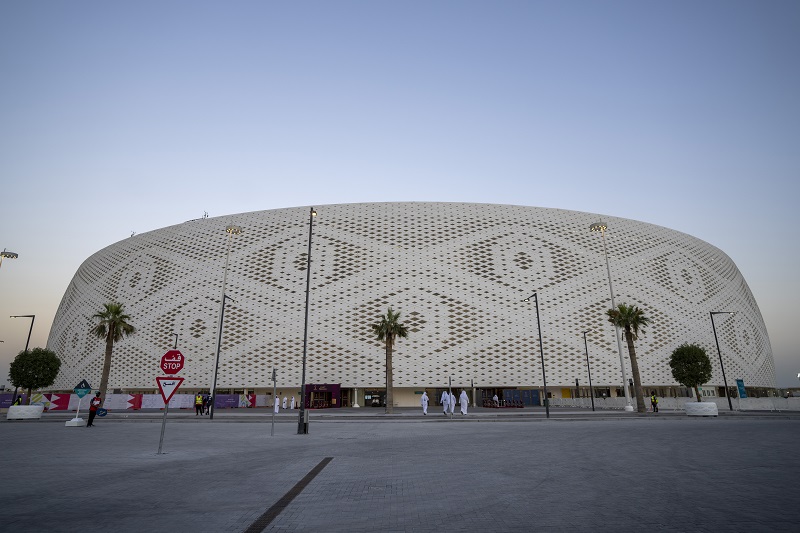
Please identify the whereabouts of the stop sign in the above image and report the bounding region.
[160,350,185,375]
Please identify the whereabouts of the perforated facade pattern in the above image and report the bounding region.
[47,202,775,393]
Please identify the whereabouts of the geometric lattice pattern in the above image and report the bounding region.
[46,202,775,392]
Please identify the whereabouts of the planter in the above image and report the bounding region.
[7,404,45,420]
[684,401,718,417]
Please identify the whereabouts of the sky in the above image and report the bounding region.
[0,1,798,388]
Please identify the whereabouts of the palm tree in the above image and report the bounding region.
[371,307,409,414]
[92,302,135,404]
[606,303,650,413]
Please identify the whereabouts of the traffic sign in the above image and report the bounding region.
[160,350,185,375]
[156,376,185,404]
[74,379,92,398]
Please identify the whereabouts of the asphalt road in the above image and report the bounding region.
[1,414,798,532]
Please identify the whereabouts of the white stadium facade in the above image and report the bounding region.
[47,202,775,408]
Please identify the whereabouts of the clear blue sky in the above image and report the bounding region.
[1,1,798,387]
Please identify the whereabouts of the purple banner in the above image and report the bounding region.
[0,394,27,408]
[214,394,239,409]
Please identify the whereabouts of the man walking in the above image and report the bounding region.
[87,391,102,427]
[440,390,450,416]
[459,390,469,415]
[449,391,456,415]
[420,391,429,415]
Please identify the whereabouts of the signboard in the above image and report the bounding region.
[156,376,185,404]
[736,379,747,399]
[160,350,184,375]
[74,379,92,398]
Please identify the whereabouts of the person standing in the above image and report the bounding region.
[202,393,209,415]
[282,396,288,410]
[195,394,204,416]
[273,395,280,414]
[492,393,499,407]
[290,396,296,410]
[87,391,102,427]
[449,391,456,415]
[459,390,469,415]
[440,390,450,416]
[650,392,659,413]
[420,391,429,415]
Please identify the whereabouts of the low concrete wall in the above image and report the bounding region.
[549,396,800,411]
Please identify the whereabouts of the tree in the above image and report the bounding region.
[370,307,409,414]
[606,303,650,413]
[92,302,135,404]
[9,348,61,404]
[669,343,713,402]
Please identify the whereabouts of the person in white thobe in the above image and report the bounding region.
[290,396,296,410]
[459,390,469,415]
[492,394,499,407]
[282,396,287,409]
[441,390,450,415]
[273,395,280,414]
[449,392,456,414]
[420,392,429,415]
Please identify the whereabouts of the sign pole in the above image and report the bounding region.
[156,346,185,454]
[157,400,169,454]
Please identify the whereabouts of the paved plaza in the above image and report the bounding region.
[1,409,799,532]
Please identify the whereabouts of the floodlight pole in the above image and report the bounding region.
[523,293,549,418]
[590,222,633,412]
[583,331,595,412]
[298,207,317,435]
[711,311,735,411]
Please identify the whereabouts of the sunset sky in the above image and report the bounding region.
[1,1,797,387]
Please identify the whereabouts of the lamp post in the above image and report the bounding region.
[522,293,549,418]
[10,314,35,404]
[590,221,633,412]
[0,249,19,269]
[582,330,595,412]
[710,311,736,411]
[298,207,317,435]
[209,224,241,420]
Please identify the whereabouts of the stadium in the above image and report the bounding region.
[46,202,775,408]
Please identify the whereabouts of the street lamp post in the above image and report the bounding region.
[209,224,242,420]
[522,293,549,418]
[298,207,317,435]
[10,314,35,404]
[582,330,596,412]
[590,221,633,412]
[0,249,19,269]
[711,311,736,411]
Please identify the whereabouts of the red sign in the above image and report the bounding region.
[156,376,185,404]
[160,350,184,375]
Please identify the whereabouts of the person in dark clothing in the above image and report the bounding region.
[87,391,102,427]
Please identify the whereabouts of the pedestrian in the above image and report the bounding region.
[202,393,209,415]
[87,391,102,427]
[492,393,499,407]
[449,391,456,415]
[420,391,429,415]
[459,390,469,415]
[273,395,280,414]
[12,396,21,406]
[650,392,659,413]
[195,394,204,415]
[290,396,296,410]
[440,390,450,416]
[205,394,213,415]
[282,396,288,410]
